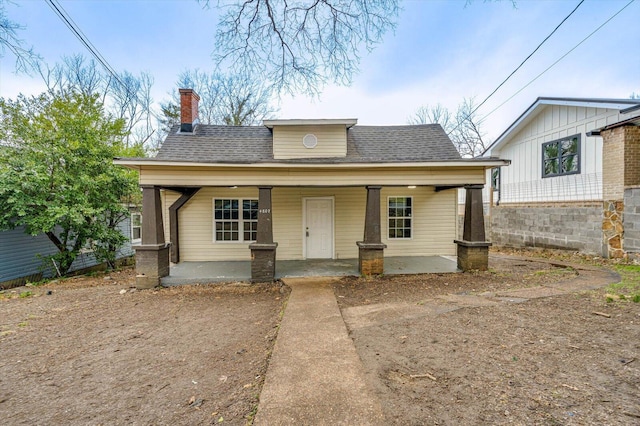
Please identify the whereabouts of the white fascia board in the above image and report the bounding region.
[113,159,510,169]
[485,97,638,155]
[263,118,358,128]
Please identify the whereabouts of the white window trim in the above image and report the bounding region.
[387,196,413,240]
[212,198,258,243]
[131,212,142,245]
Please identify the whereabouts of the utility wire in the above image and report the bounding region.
[44,0,162,124]
[481,0,636,122]
[470,0,584,116]
[45,0,125,89]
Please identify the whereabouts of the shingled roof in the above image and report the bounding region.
[153,123,462,164]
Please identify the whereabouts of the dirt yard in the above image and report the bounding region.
[1,252,639,425]
[334,254,640,425]
[0,270,288,425]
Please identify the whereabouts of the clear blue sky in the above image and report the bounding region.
[0,0,638,141]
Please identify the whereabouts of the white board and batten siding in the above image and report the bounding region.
[161,186,457,262]
[496,105,630,204]
[272,125,347,159]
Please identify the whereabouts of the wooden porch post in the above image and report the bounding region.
[134,185,171,288]
[249,187,278,282]
[357,186,387,275]
[454,184,491,271]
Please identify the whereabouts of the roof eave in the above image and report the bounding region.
[263,118,358,128]
[484,97,640,155]
[114,158,510,169]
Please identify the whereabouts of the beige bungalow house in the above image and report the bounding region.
[116,89,508,288]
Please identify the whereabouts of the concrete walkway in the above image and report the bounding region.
[254,277,385,425]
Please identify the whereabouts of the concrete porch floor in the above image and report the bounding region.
[161,255,459,286]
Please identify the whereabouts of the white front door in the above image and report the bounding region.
[305,198,334,259]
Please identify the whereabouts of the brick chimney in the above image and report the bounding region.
[179,88,200,132]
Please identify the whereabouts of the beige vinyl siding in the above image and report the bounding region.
[161,189,180,243]
[139,166,486,187]
[167,186,455,261]
[273,125,346,159]
[170,187,259,261]
[273,187,366,260]
[382,187,457,256]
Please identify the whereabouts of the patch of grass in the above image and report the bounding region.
[19,291,33,299]
[606,264,640,302]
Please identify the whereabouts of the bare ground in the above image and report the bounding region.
[1,252,639,425]
[333,254,640,425]
[0,269,288,425]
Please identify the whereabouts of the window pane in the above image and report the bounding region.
[389,229,396,239]
[563,155,578,172]
[405,229,411,238]
[543,142,558,160]
[562,138,578,155]
[544,159,558,175]
[216,231,223,240]
[133,228,141,240]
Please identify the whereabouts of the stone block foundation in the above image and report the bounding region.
[455,241,491,271]
[357,243,386,276]
[250,243,278,283]
[134,244,170,289]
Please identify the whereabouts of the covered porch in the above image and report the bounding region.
[161,255,459,286]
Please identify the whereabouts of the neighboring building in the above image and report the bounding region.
[0,215,137,288]
[484,97,640,256]
[116,89,507,288]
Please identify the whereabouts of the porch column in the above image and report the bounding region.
[357,186,387,275]
[134,185,170,289]
[249,187,278,282]
[454,184,491,271]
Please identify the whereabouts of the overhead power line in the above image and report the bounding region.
[44,0,162,124]
[45,0,126,90]
[481,0,636,122]
[471,0,585,116]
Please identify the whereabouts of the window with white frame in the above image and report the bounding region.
[542,135,580,178]
[491,167,500,191]
[388,196,412,239]
[131,212,142,243]
[214,199,258,242]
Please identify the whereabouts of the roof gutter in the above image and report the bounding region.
[114,158,510,170]
[587,115,640,136]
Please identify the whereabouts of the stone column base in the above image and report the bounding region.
[454,240,491,271]
[357,242,387,276]
[134,244,170,289]
[250,243,278,283]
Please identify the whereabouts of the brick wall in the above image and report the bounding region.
[490,204,603,255]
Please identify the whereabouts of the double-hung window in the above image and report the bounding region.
[214,199,258,242]
[388,196,412,239]
[131,212,142,244]
[542,135,580,178]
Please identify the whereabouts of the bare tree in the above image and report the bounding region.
[37,54,156,150]
[161,69,277,128]
[202,0,399,96]
[407,104,453,130]
[0,1,41,72]
[409,98,489,158]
